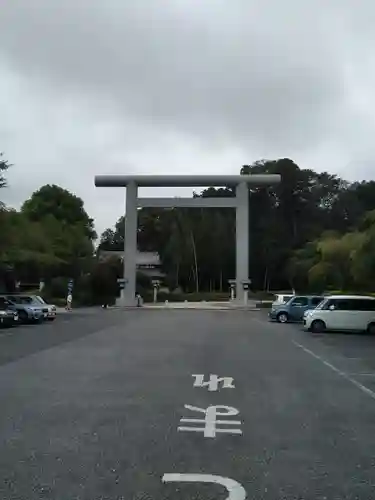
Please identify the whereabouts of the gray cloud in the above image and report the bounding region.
[1,0,375,233]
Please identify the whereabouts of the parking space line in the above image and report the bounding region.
[162,474,246,499]
[292,340,375,401]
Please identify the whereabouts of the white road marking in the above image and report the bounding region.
[292,340,375,401]
[192,374,235,391]
[178,404,242,438]
[162,473,246,499]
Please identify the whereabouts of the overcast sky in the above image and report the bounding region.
[1,0,375,235]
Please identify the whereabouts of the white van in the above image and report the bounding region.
[303,295,375,334]
[271,293,294,308]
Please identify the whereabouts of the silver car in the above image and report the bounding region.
[16,295,57,321]
[4,296,44,323]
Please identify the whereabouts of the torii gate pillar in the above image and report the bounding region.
[95,174,281,306]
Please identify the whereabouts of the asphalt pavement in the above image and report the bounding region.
[1,308,375,499]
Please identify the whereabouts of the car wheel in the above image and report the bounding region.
[277,312,289,323]
[311,319,326,333]
[367,322,375,335]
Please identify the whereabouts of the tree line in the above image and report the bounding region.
[1,152,375,303]
[100,158,375,294]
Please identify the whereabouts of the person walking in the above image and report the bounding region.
[66,292,72,311]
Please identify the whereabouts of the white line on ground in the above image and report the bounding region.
[162,473,246,500]
[292,340,375,401]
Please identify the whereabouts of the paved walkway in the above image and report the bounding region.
[143,300,258,310]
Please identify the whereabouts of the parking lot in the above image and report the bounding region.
[268,314,375,395]
[1,307,375,498]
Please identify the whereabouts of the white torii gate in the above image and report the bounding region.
[94,174,281,306]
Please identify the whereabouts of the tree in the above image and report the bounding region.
[21,184,97,240]
[328,181,375,233]
[288,213,373,293]
[349,210,375,289]
[20,186,96,281]
[0,209,65,284]
[239,159,346,289]
[0,152,11,190]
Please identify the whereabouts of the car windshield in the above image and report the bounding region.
[35,296,46,304]
[284,296,297,305]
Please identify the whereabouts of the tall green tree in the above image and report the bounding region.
[22,184,97,240]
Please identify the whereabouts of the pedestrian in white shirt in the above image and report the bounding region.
[66,293,72,311]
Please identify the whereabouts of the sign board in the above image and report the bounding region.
[117,278,128,289]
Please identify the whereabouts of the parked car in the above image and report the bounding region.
[303,295,375,334]
[0,297,18,328]
[271,293,295,309]
[2,295,44,324]
[269,295,324,323]
[18,295,57,321]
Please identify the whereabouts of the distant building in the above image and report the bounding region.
[98,250,165,279]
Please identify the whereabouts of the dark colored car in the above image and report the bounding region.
[0,297,18,328]
[268,295,324,323]
[3,295,44,324]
